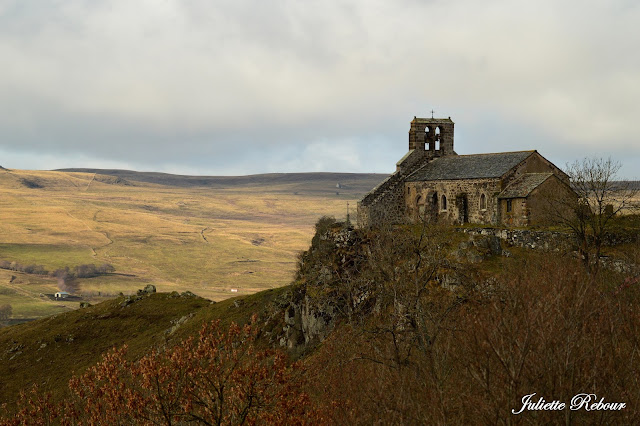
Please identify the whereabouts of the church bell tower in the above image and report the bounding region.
[408,116,455,157]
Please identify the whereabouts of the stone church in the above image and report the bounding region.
[358,116,575,227]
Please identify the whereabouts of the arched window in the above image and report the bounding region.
[424,126,430,150]
[441,194,447,210]
[480,194,486,210]
[432,192,438,208]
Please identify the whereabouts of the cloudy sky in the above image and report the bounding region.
[0,0,638,178]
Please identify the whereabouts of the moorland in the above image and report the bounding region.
[0,167,384,322]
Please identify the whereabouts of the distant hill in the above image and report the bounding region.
[56,169,388,194]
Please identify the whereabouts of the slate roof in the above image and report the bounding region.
[498,173,554,199]
[407,151,535,181]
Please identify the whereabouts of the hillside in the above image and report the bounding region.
[0,285,291,410]
[0,167,385,322]
[1,221,638,424]
[55,168,387,194]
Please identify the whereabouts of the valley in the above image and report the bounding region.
[0,167,385,321]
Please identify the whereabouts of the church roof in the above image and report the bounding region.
[407,151,535,181]
[498,173,554,199]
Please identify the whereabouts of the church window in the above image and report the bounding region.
[425,126,430,150]
[480,194,486,210]
[506,199,512,213]
[441,194,447,211]
[416,195,425,217]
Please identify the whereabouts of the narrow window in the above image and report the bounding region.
[480,194,486,210]
[506,199,512,213]
[441,195,447,210]
[416,195,425,217]
[432,192,438,208]
[424,126,430,150]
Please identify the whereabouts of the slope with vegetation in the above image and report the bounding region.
[1,214,638,424]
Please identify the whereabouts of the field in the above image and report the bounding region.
[0,168,384,321]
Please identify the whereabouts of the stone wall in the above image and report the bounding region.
[406,178,502,225]
[459,226,639,260]
[358,150,435,227]
[409,118,455,155]
[499,197,528,227]
[459,227,574,251]
[499,174,577,227]
[526,176,576,226]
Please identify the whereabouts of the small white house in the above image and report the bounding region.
[54,291,70,299]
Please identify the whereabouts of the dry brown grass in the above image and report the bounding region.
[0,168,371,319]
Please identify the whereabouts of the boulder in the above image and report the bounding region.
[488,236,503,255]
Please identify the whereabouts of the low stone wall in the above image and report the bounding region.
[458,227,574,251]
[459,227,639,252]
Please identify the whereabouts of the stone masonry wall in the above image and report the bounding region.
[358,150,435,227]
[459,227,574,251]
[499,197,528,227]
[407,178,502,225]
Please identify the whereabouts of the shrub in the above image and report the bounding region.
[1,318,326,424]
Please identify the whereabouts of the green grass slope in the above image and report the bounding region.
[0,286,291,409]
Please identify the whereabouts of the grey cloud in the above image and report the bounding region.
[0,0,638,177]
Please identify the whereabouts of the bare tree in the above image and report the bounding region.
[546,157,638,275]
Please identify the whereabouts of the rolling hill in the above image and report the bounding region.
[0,167,387,322]
[55,168,386,194]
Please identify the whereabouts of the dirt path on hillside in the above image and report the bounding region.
[201,227,210,243]
[85,173,96,191]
